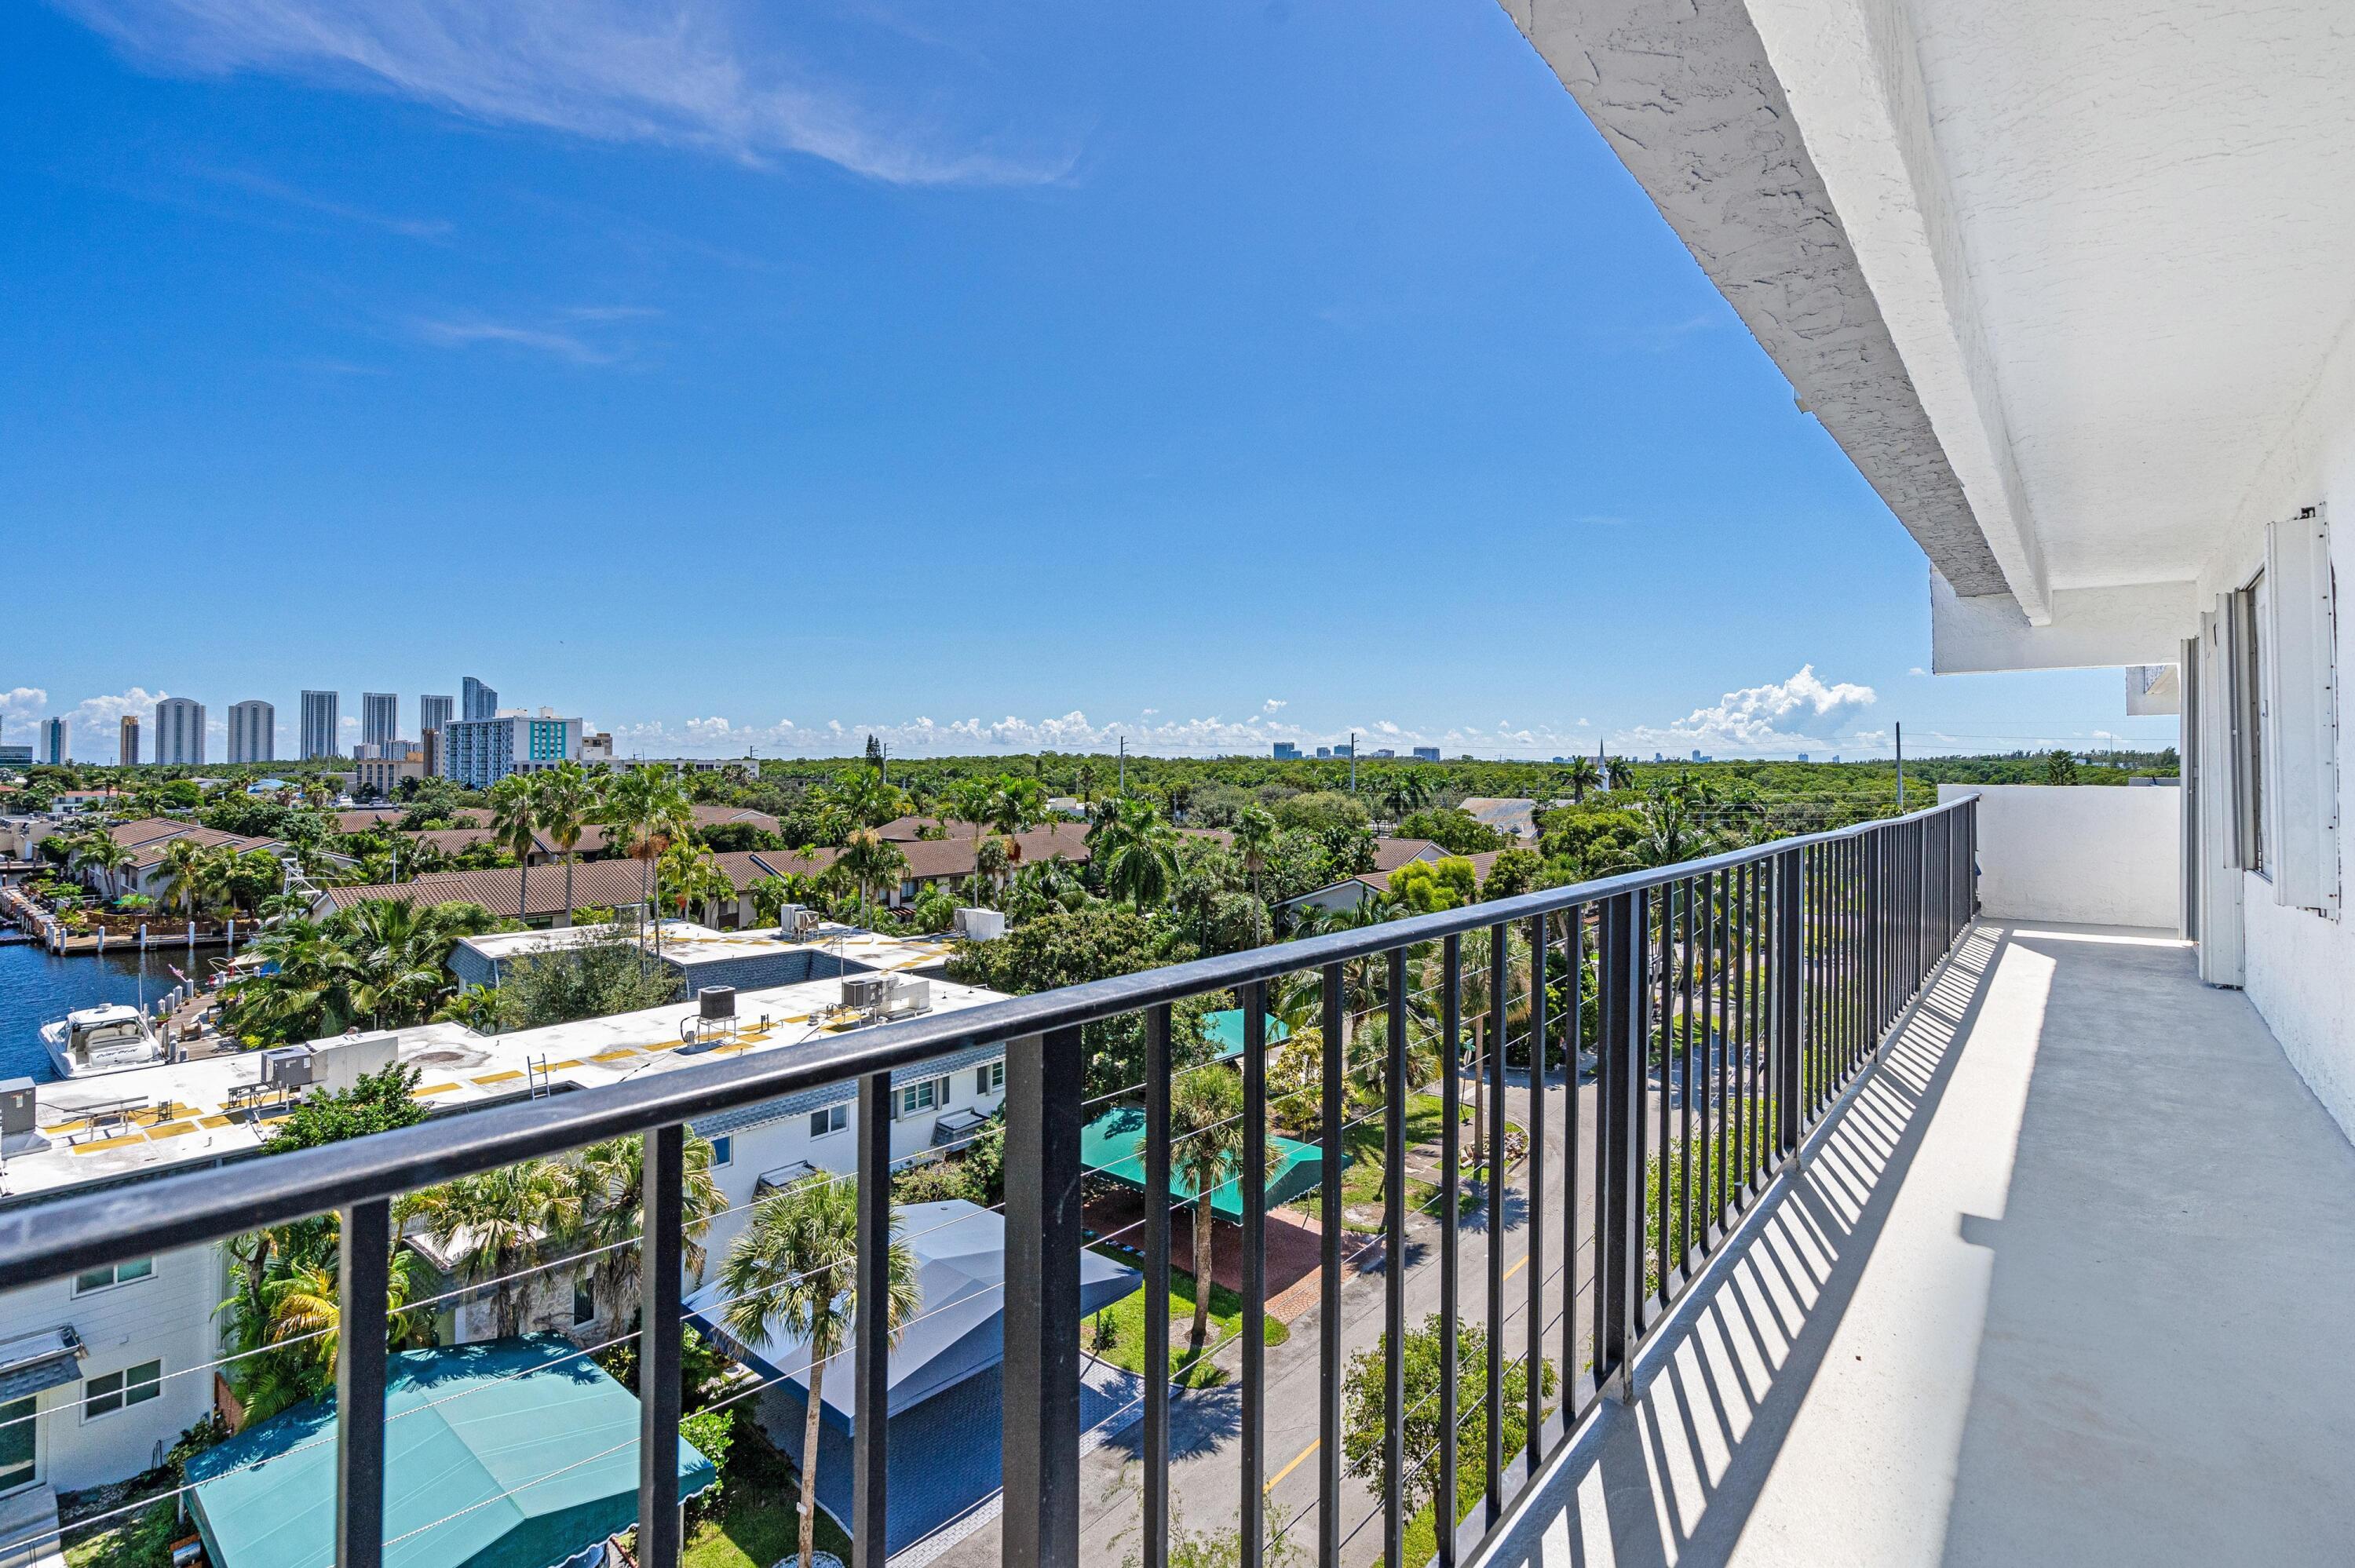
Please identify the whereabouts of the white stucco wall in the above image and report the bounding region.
[1939,784,2179,928]
[2200,307,2355,1140]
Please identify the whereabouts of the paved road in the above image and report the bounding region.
[918,1064,1682,1568]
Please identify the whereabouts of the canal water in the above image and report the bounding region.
[0,939,195,1083]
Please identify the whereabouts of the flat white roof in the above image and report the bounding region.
[2,968,1006,1202]
[457,921,959,974]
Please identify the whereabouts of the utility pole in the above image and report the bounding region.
[1347,731,1357,793]
[1117,735,1126,795]
[1896,722,1905,810]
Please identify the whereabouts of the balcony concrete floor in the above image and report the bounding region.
[1481,920,2355,1568]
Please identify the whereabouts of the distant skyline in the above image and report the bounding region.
[2,2,2179,768]
[0,665,2170,765]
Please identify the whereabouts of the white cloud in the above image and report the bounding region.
[1261,698,1286,713]
[1612,665,1878,757]
[594,707,1612,760]
[414,318,615,365]
[59,0,1074,186]
[0,687,47,732]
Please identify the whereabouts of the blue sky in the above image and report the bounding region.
[1,0,2178,764]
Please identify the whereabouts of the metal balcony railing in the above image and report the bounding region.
[0,798,1978,1568]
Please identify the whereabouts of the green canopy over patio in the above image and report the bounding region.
[1082,1105,1333,1220]
[186,1338,714,1568]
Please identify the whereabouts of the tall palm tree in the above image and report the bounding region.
[486,773,542,920]
[1089,797,1180,908]
[156,836,212,917]
[837,829,910,928]
[532,761,599,926]
[720,1177,920,1568]
[565,1134,725,1333]
[1167,1068,1280,1356]
[601,768,694,922]
[1561,755,1603,804]
[1232,805,1277,903]
[987,776,1046,841]
[948,778,998,861]
[406,1159,580,1339]
[73,835,137,899]
[829,770,907,832]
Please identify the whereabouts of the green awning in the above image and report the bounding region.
[1202,1009,1291,1061]
[187,1337,714,1568]
[1083,1106,1333,1222]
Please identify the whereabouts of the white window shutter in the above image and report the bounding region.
[2263,509,2340,914]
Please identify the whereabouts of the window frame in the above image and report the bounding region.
[809,1104,848,1139]
[72,1258,154,1296]
[706,1135,732,1169]
[83,1360,162,1422]
[977,1060,1006,1096]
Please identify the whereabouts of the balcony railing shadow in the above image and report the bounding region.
[1472,922,2002,1568]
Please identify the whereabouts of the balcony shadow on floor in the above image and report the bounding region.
[1473,923,2006,1568]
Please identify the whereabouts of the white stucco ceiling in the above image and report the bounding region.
[1897,0,2355,593]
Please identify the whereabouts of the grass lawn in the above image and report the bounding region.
[1287,1093,1514,1233]
[1083,1262,1289,1389]
[683,1419,855,1568]
[62,1497,178,1568]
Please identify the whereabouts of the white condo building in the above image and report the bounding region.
[298,691,338,760]
[152,698,203,766]
[225,701,273,764]
[360,691,398,750]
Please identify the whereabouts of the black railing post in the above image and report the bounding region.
[1318,965,1345,1568]
[1382,949,1409,1566]
[1240,983,1268,1568]
[335,1198,391,1568]
[1003,1027,1084,1568]
[853,1071,893,1568]
[1484,926,1506,1515]
[1774,851,1803,1162]
[1524,911,1548,1465]
[1437,936,1462,1568]
[638,1123,685,1568]
[1144,1006,1173,1568]
[1597,890,1644,1401]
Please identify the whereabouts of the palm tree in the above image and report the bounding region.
[532,761,599,926]
[156,836,212,917]
[947,778,998,861]
[829,770,907,832]
[1167,1068,1280,1356]
[987,777,1047,841]
[564,1134,725,1333]
[1561,755,1602,804]
[406,1159,580,1339]
[1232,805,1277,903]
[486,773,541,920]
[837,829,910,928]
[720,1177,921,1568]
[334,898,498,1027]
[601,768,694,922]
[1090,797,1180,908]
[72,835,137,899]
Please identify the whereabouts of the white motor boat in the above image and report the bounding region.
[39,1004,166,1079]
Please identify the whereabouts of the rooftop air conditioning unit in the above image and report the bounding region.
[699,986,736,1020]
[776,905,816,938]
[262,1046,316,1089]
[885,975,932,1017]
[954,907,1006,942]
[841,973,888,1012]
[309,1030,399,1094]
[0,1078,35,1140]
